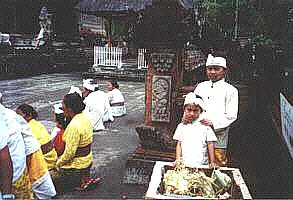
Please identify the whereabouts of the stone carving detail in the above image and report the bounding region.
[151,75,171,122]
[151,53,175,72]
[184,49,205,71]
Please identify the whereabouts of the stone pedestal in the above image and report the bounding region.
[123,43,185,184]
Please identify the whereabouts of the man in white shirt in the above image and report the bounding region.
[0,121,14,200]
[183,54,238,166]
[82,79,106,131]
[1,103,56,199]
[0,104,30,199]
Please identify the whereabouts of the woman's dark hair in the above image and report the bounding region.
[17,103,38,119]
[63,93,85,114]
[110,79,119,89]
[55,113,69,129]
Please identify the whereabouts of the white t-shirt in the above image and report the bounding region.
[173,120,217,167]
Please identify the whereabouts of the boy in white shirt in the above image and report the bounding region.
[173,92,217,168]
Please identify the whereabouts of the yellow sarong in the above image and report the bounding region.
[215,148,228,167]
[12,168,34,200]
[27,149,48,185]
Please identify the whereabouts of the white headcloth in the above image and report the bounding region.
[184,92,205,111]
[82,79,98,91]
[53,103,63,114]
[68,86,82,96]
[206,54,227,68]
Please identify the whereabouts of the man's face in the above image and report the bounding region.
[61,101,70,118]
[206,66,225,82]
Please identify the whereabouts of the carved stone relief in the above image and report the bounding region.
[151,53,175,73]
[151,75,171,122]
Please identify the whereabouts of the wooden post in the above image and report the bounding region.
[107,16,113,47]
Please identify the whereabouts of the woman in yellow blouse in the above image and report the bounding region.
[53,93,98,191]
[16,104,58,171]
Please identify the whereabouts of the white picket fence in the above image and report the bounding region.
[93,46,147,69]
[138,48,147,69]
[93,46,123,68]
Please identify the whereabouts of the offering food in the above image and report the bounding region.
[161,164,232,198]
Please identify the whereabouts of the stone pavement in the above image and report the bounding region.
[0,72,149,199]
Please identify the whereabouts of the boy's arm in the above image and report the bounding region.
[207,141,217,168]
[174,141,182,166]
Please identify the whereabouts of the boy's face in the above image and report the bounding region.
[183,104,202,122]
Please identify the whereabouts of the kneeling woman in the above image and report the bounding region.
[52,93,98,191]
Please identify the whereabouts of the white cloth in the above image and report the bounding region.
[184,92,205,110]
[83,79,98,92]
[1,103,56,198]
[53,103,63,114]
[173,120,217,167]
[107,88,126,117]
[0,104,27,183]
[83,92,105,131]
[36,28,44,40]
[0,121,8,150]
[50,126,60,139]
[206,54,227,68]
[31,171,56,199]
[194,79,238,148]
[68,86,82,97]
[92,90,114,122]
[0,33,11,45]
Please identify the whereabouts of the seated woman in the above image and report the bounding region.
[106,80,126,117]
[16,103,58,171]
[52,93,99,191]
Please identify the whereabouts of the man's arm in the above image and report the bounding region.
[0,146,13,194]
[212,88,238,130]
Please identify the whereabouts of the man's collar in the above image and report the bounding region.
[210,79,225,85]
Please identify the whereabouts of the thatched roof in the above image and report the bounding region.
[77,0,193,15]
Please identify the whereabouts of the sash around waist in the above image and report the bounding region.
[41,141,54,155]
[75,143,91,158]
[110,102,124,106]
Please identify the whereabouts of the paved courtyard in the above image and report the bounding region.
[0,72,148,199]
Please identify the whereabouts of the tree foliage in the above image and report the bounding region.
[193,0,293,46]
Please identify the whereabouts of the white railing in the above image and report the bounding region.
[93,46,122,68]
[137,48,147,69]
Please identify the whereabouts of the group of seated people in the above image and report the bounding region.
[0,79,126,199]
[78,78,126,131]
